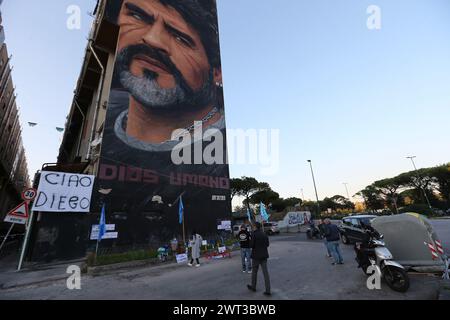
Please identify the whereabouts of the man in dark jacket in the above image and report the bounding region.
[238,225,252,273]
[324,219,344,265]
[318,219,332,258]
[247,222,271,296]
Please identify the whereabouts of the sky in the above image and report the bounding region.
[2,0,450,204]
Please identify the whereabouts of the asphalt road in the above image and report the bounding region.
[1,220,448,300]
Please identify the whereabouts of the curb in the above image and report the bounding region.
[87,248,241,276]
[0,260,85,291]
[0,275,68,291]
[87,258,176,276]
[0,248,241,289]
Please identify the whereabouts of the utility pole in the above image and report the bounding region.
[307,160,320,219]
[406,156,433,213]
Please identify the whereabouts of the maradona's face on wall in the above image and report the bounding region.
[115,0,221,114]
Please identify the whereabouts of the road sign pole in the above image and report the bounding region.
[17,207,34,271]
[0,223,15,254]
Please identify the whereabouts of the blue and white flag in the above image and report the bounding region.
[260,202,269,222]
[179,196,184,224]
[98,204,106,241]
[247,208,252,222]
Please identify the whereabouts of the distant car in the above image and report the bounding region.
[338,215,377,244]
[263,222,280,235]
[232,224,242,237]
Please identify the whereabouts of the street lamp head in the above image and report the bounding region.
[307,160,311,163]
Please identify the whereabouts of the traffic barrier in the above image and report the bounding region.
[435,240,445,255]
[425,242,439,260]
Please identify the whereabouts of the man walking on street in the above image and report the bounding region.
[238,225,252,273]
[247,222,271,296]
[324,219,344,265]
[318,219,332,258]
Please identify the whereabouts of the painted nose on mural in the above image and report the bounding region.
[141,19,170,56]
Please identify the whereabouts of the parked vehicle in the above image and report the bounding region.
[354,226,410,292]
[372,212,448,273]
[306,221,322,240]
[338,215,377,244]
[157,246,169,262]
[232,224,243,237]
[263,222,279,235]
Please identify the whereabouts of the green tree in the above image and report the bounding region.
[373,176,409,213]
[230,178,241,203]
[329,195,355,211]
[429,164,450,207]
[250,189,280,207]
[356,186,385,212]
[270,198,288,212]
[230,177,270,214]
[284,197,302,208]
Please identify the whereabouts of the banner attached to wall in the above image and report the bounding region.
[32,171,95,213]
[217,220,231,231]
[95,0,231,245]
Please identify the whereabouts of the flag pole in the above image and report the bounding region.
[94,201,106,265]
[182,211,186,246]
[95,234,100,264]
[95,211,101,265]
[179,194,186,249]
[260,202,265,233]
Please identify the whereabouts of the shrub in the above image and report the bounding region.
[89,249,159,267]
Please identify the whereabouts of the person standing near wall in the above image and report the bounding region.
[188,230,203,267]
[247,222,271,296]
[238,225,252,273]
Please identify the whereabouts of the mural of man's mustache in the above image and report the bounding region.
[116,44,215,113]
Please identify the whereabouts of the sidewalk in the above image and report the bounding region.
[0,253,83,290]
[0,247,239,292]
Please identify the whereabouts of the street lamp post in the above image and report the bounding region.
[343,183,350,200]
[307,160,320,219]
[406,156,433,213]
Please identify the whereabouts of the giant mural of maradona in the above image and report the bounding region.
[95,0,230,246]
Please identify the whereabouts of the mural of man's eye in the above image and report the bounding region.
[127,9,144,22]
[131,13,144,21]
[175,35,189,46]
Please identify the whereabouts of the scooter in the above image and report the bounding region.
[354,228,410,292]
[306,222,322,240]
[157,246,169,262]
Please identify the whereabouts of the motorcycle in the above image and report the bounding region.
[306,222,322,240]
[354,227,410,292]
[157,246,169,262]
